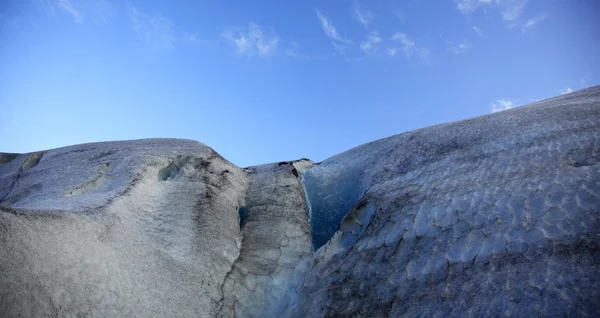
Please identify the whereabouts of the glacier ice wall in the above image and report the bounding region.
[283,85,600,317]
[217,162,312,317]
[0,86,599,317]
[0,139,249,316]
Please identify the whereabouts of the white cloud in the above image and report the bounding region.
[353,1,374,29]
[491,98,516,112]
[391,33,415,55]
[448,43,472,54]
[222,23,279,57]
[315,9,352,44]
[456,0,528,24]
[472,26,484,36]
[560,87,574,95]
[57,0,82,23]
[500,0,526,22]
[391,32,431,64]
[521,13,548,34]
[387,48,397,56]
[455,0,493,14]
[129,5,176,50]
[36,0,115,24]
[360,31,382,54]
[315,8,357,60]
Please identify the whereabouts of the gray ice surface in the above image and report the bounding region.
[284,85,600,317]
[1,86,599,317]
[217,161,312,317]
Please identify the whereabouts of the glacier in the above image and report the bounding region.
[1,86,599,317]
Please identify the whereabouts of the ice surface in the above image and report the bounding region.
[217,162,312,318]
[1,86,599,317]
[0,139,249,316]
[303,164,369,250]
[284,85,600,317]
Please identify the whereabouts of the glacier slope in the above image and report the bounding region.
[285,85,600,316]
[0,139,249,316]
[0,86,599,317]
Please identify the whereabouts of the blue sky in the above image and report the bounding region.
[1,0,598,167]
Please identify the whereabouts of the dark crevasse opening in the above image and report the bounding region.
[301,168,367,251]
[238,207,248,230]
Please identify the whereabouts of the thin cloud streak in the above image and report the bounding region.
[390,32,431,64]
[315,9,352,44]
[360,32,382,54]
[57,0,82,23]
[35,0,115,24]
[448,42,472,54]
[521,13,548,34]
[353,1,373,29]
[456,0,529,27]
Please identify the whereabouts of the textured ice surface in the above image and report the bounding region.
[0,139,250,316]
[303,163,369,250]
[217,162,312,317]
[0,153,19,166]
[284,85,600,317]
[1,86,600,317]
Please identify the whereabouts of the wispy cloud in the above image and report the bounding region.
[455,0,493,14]
[448,42,472,54]
[472,26,484,36]
[360,31,382,55]
[353,1,374,29]
[36,0,115,24]
[391,33,415,55]
[315,8,357,61]
[491,98,516,112]
[390,32,430,64]
[500,0,527,22]
[560,87,574,95]
[315,9,352,44]
[57,0,82,23]
[456,0,528,26]
[521,13,548,34]
[221,23,279,57]
[129,5,176,50]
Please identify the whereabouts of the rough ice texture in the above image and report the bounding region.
[0,153,19,167]
[1,86,599,317]
[0,139,249,316]
[284,86,600,317]
[217,162,312,317]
